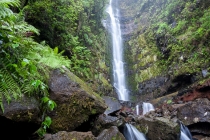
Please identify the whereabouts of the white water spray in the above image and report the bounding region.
[124,123,147,140]
[106,0,129,101]
[142,102,155,115]
[180,123,193,140]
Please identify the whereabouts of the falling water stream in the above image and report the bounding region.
[106,0,193,139]
[106,0,129,101]
[180,123,193,140]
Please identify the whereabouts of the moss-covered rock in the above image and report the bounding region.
[48,68,107,132]
[136,116,180,140]
[117,0,210,100]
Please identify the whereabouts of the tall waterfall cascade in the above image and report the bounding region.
[106,0,129,101]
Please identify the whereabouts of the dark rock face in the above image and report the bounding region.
[0,94,40,123]
[103,96,122,115]
[137,76,169,99]
[91,114,123,136]
[0,95,40,139]
[177,98,210,125]
[136,116,180,140]
[44,131,95,140]
[96,126,126,140]
[48,68,107,132]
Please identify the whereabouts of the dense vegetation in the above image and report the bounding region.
[0,0,110,136]
[120,0,210,93]
[23,0,112,93]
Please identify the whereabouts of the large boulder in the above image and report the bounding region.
[0,94,40,123]
[136,116,180,140]
[177,98,210,125]
[103,96,122,115]
[0,95,40,139]
[44,131,95,140]
[96,126,126,140]
[91,114,123,136]
[48,68,107,132]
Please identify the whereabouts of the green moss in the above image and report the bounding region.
[91,109,96,114]
[64,68,105,104]
[124,0,210,85]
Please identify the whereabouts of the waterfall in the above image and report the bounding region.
[106,0,129,101]
[142,102,155,115]
[180,123,193,140]
[136,105,140,115]
[124,124,147,140]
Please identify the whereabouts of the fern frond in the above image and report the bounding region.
[14,21,40,35]
[0,0,20,18]
[0,0,20,7]
[21,79,35,96]
[27,44,71,69]
[0,69,22,112]
[0,6,13,18]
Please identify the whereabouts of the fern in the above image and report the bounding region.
[27,44,71,69]
[0,69,22,112]
[0,0,20,18]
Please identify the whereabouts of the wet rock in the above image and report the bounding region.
[177,98,210,125]
[0,95,40,139]
[43,131,95,140]
[91,114,123,136]
[96,126,126,140]
[48,68,107,132]
[103,96,122,115]
[136,116,180,140]
[0,94,40,123]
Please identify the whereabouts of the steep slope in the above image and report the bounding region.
[118,0,210,101]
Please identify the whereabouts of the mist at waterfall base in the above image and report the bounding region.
[106,0,129,101]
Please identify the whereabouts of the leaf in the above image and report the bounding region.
[47,100,56,111]
[11,43,19,48]
[167,100,172,104]
[42,116,52,128]
[53,47,58,54]
[41,96,50,104]
[29,64,37,73]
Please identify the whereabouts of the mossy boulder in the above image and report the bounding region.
[48,68,107,132]
[136,116,180,140]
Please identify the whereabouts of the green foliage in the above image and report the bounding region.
[127,0,210,86]
[167,99,172,104]
[0,69,22,112]
[156,22,169,34]
[0,1,70,138]
[36,96,56,136]
[172,20,187,35]
[23,0,108,82]
[0,0,20,18]
[36,116,52,137]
